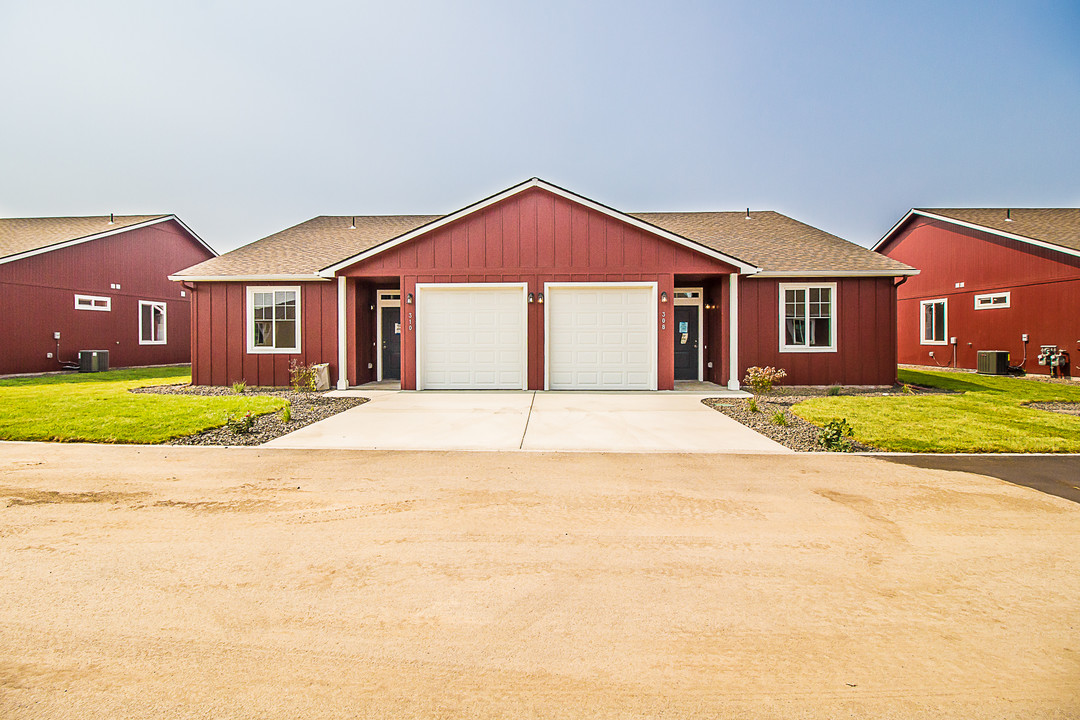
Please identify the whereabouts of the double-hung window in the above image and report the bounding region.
[780,283,836,352]
[920,299,947,345]
[139,301,167,344]
[247,286,300,353]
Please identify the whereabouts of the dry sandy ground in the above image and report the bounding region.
[0,445,1078,719]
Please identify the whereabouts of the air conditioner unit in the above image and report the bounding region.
[977,350,1009,375]
[79,350,110,373]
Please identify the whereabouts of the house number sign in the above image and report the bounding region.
[407,310,413,332]
[660,309,666,331]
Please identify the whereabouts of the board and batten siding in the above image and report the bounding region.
[880,217,1080,374]
[0,220,212,375]
[337,186,740,390]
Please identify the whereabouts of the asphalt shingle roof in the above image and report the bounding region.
[914,208,1080,254]
[0,215,168,261]
[175,208,914,278]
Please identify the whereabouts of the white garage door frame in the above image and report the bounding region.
[415,282,529,391]
[543,281,658,391]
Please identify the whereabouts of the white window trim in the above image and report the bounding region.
[674,287,704,382]
[75,294,111,311]
[920,298,948,345]
[778,282,838,353]
[138,301,167,345]
[246,285,302,354]
[974,291,1010,310]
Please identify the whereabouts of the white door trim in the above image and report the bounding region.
[376,290,401,382]
[543,281,659,391]
[674,287,704,382]
[415,282,529,391]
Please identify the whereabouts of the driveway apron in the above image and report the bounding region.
[262,391,790,453]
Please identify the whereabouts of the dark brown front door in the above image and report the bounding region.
[674,305,699,381]
[381,306,401,380]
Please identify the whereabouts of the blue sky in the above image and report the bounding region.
[1,0,1077,253]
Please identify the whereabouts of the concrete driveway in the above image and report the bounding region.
[262,390,789,453]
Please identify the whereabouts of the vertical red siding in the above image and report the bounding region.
[0,220,213,375]
[881,218,1080,375]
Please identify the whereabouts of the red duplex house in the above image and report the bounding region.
[0,215,216,375]
[875,209,1080,377]
[172,179,914,390]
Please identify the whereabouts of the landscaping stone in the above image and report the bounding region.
[131,384,367,445]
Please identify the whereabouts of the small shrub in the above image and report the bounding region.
[280,401,292,424]
[288,360,318,392]
[770,409,788,426]
[819,418,855,452]
[826,385,842,396]
[227,411,256,435]
[232,380,247,394]
[747,397,760,413]
[743,366,788,395]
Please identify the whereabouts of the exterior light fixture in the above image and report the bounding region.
[369,304,375,311]
[661,292,668,303]
[537,293,544,304]
[528,292,535,303]
[406,293,413,304]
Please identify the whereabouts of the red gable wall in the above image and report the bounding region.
[339,186,739,389]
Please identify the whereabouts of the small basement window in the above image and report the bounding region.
[780,283,836,352]
[75,294,111,311]
[139,301,167,345]
[974,292,1010,309]
[247,286,301,353]
[920,299,947,344]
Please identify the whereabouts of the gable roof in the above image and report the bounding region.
[0,214,216,265]
[875,208,1080,259]
[172,179,916,281]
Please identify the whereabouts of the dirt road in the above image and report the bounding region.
[1,444,1078,718]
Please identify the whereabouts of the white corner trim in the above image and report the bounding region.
[317,178,761,277]
[336,277,348,389]
[727,273,739,390]
[246,285,302,354]
[1,215,216,266]
[874,209,1080,260]
[778,282,838,354]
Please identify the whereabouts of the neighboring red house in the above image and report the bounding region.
[172,179,915,390]
[0,215,216,375]
[875,208,1080,377]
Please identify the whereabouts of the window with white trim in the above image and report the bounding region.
[974,292,1010,309]
[247,286,301,353]
[780,283,836,352]
[139,301,167,345]
[75,294,111,311]
[920,299,947,344]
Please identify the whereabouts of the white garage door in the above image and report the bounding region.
[547,284,655,390]
[418,285,526,390]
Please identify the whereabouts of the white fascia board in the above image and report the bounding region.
[872,209,919,252]
[751,269,920,278]
[168,216,218,257]
[0,215,202,266]
[874,209,1080,260]
[317,177,761,277]
[166,274,329,282]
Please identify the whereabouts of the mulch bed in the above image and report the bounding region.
[1025,401,1080,417]
[131,384,368,446]
[704,384,952,452]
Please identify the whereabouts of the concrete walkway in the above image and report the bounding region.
[262,390,790,453]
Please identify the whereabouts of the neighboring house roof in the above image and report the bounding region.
[875,208,1080,258]
[173,179,916,280]
[0,214,216,265]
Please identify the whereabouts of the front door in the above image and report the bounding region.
[381,306,401,380]
[674,305,699,381]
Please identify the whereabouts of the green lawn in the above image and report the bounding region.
[793,369,1080,453]
[0,366,284,444]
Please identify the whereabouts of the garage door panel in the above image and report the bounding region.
[419,286,526,390]
[548,285,655,390]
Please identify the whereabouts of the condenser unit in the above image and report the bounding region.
[79,350,110,373]
[977,350,1009,375]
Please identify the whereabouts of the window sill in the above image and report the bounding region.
[139,341,167,346]
[779,346,837,353]
[920,340,948,346]
[247,347,301,355]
